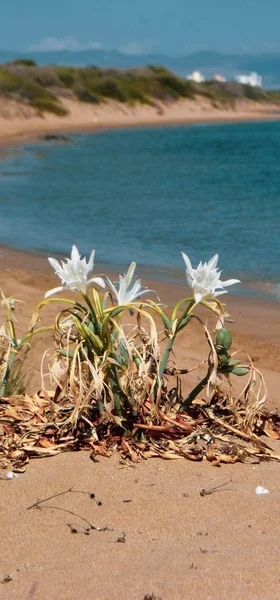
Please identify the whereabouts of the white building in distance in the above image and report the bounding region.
[214,74,226,82]
[186,70,205,83]
[235,72,263,87]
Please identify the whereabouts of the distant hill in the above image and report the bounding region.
[0,49,279,88]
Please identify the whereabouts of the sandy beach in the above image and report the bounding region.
[0,244,279,599]
[0,96,280,144]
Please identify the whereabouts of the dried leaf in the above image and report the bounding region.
[263,421,280,440]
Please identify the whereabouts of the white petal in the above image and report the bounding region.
[214,290,227,297]
[194,291,203,304]
[214,281,225,290]
[125,262,137,287]
[91,276,106,288]
[71,245,81,266]
[106,277,119,297]
[192,281,209,294]
[185,273,193,288]
[181,252,194,276]
[48,257,63,273]
[44,286,64,298]
[208,254,219,270]
[88,248,95,270]
[134,287,155,299]
[128,279,141,299]
[221,278,240,287]
[118,276,127,304]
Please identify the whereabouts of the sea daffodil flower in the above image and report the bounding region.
[45,245,105,298]
[106,262,155,305]
[181,252,240,305]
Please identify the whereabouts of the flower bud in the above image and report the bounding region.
[215,327,232,350]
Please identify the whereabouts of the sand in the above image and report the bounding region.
[0,245,280,599]
[0,96,280,144]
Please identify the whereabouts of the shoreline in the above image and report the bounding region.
[0,242,279,411]
[1,242,280,342]
[0,96,280,148]
[0,242,279,306]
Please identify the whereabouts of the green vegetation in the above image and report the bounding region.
[0,61,279,116]
[11,58,37,67]
[1,249,278,468]
[59,65,196,104]
[0,65,68,115]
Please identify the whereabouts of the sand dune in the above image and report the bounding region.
[0,96,280,144]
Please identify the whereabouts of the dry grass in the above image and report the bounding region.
[1,302,279,472]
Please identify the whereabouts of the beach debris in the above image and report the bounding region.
[26,487,99,510]
[114,532,126,543]
[255,486,269,495]
[27,488,110,534]
[199,547,218,554]
[1,574,13,584]
[199,479,233,497]
[40,134,72,143]
[67,524,91,536]
[4,471,19,480]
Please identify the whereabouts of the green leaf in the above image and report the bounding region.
[72,316,104,353]
[176,315,191,332]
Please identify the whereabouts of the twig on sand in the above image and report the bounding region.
[27,487,102,509]
[27,487,109,533]
[33,504,111,532]
[199,479,233,497]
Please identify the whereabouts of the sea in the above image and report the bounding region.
[0,120,280,301]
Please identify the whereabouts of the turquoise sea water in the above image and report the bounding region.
[0,120,280,300]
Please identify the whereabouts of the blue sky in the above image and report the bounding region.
[1,0,280,55]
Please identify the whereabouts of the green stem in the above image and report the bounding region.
[171,297,193,321]
[153,336,175,404]
[178,374,209,413]
[20,325,54,345]
[176,300,196,327]
[159,337,175,379]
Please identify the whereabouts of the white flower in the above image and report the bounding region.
[181,252,240,305]
[45,245,105,298]
[106,262,155,305]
